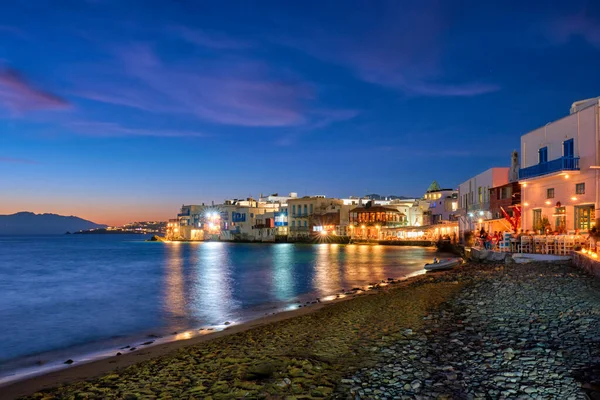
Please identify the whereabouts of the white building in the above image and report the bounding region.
[519,98,599,233]
[458,167,509,236]
[422,182,458,224]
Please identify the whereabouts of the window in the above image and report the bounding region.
[563,138,574,158]
[304,220,307,227]
[547,188,554,199]
[303,205,307,215]
[292,205,296,214]
[539,147,548,163]
[576,183,585,195]
[309,204,313,213]
[292,221,295,227]
[478,187,482,204]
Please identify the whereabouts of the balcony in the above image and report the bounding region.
[519,157,580,180]
[291,213,311,218]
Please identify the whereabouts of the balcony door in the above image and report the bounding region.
[563,139,574,158]
[538,147,548,163]
[575,205,595,231]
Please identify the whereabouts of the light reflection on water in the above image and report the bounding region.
[0,235,452,373]
[272,244,295,301]
[163,243,185,320]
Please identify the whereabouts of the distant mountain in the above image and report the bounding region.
[0,212,107,235]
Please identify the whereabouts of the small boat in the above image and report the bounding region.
[424,258,462,271]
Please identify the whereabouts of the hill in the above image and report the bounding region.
[0,212,107,235]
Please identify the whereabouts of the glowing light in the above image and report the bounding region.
[524,202,529,207]
[479,211,484,216]
[522,183,527,187]
[468,213,474,217]
[375,225,380,229]
[478,218,483,223]
[582,249,587,254]
[564,174,569,179]
[571,197,577,201]
[320,230,328,236]
[361,225,365,229]
[592,252,598,259]
[545,201,551,205]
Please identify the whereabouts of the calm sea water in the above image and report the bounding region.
[0,235,449,379]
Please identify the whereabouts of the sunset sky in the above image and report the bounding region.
[2,1,600,225]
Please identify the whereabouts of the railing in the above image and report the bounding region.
[291,213,311,218]
[519,156,580,180]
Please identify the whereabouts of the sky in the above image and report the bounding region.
[1,1,600,225]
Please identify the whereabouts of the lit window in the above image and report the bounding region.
[547,188,554,199]
[576,183,585,195]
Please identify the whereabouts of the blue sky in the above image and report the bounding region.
[1,1,600,224]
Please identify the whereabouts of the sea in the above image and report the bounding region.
[0,234,452,384]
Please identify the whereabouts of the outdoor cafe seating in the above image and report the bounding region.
[476,232,589,255]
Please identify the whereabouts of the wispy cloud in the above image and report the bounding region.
[275,2,498,97]
[546,13,600,48]
[67,121,207,138]
[0,156,37,164]
[0,68,70,113]
[170,26,254,50]
[73,43,346,128]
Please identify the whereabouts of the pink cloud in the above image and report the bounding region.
[68,121,207,138]
[73,43,316,127]
[0,68,70,113]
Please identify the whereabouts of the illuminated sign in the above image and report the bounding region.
[274,212,288,226]
[232,212,246,222]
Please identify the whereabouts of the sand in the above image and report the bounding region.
[2,271,466,400]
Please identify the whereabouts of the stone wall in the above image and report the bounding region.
[572,252,600,279]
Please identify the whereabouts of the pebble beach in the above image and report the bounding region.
[5,261,600,400]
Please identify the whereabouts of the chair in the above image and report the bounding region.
[520,236,532,253]
[533,236,545,253]
[546,237,556,255]
[499,239,511,252]
[563,236,575,254]
[555,236,565,255]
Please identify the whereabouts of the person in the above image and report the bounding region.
[478,228,487,248]
[485,232,493,250]
[586,227,598,252]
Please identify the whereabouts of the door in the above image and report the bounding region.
[563,139,574,158]
[538,147,548,163]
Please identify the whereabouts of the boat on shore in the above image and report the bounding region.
[424,258,462,271]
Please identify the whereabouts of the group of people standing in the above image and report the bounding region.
[478,228,504,250]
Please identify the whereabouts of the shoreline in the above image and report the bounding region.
[0,269,432,399]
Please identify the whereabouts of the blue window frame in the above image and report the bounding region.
[538,147,548,164]
[563,138,574,158]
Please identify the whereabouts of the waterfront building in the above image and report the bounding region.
[348,203,406,240]
[458,167,510,238]
[519,98,600,233]
[287,196,347,240]
[219,197,285,241]
[422,181,458,225]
